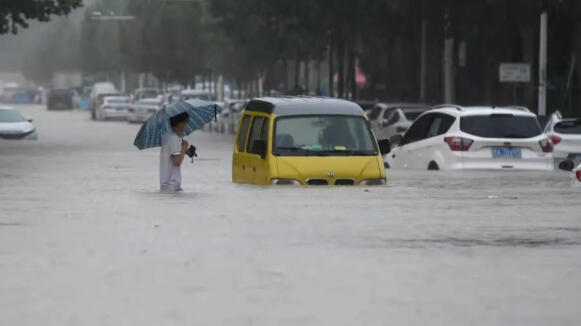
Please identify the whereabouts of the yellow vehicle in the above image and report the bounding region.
[232,97,391,186]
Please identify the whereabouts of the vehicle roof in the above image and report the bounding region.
[377,102,428,110]
[181,89,210,95]
[245,96,365,117]
[429,105,536,117]
[134,98,162,105]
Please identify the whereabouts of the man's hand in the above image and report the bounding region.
[181,139,189,151]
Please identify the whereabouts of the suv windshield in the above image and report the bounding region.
[274,115,378,156]
[0,109,26,122]
[555,120,581,134]
[461,114,542,138]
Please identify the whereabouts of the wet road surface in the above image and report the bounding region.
[1,105,581,325]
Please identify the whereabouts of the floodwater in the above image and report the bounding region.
[1,105,580,326]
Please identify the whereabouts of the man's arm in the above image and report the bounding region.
[171,140,189,166]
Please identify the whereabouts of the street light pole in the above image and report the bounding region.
[538,2,548,117]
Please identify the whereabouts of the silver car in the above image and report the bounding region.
[367,103,428,142]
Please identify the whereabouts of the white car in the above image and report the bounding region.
[0,106,38,140]
[96,96,130,121]
[544,112,581,165]
[180,89,213,101]
[367,103,428,141]
[90,82,118,120]
[127,98,164,123]
[385,105,553,170]
[218,99,247,134]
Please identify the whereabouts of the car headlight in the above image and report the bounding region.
[271,178,302,186]
[359,178,387,186]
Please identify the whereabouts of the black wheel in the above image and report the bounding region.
[427,161,439,171]
[384,162,390,169]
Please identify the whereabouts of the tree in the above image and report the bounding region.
[0,0,82,34]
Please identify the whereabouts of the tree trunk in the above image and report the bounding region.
[294,58,300,94]
[316,58,322,95]
[337,40,345,98]
[305,59,310,95]
[328,38,335,97]
[347,48,356,100]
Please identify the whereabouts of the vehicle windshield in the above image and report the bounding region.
[555,120,581,135]
[0,109,26,122]
[274,115,378,156]
[460,114,542,138]
[403,109,426,121]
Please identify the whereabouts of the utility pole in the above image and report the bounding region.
[443,10,455,103]
[538,1,548,117]
[419,19,428,102]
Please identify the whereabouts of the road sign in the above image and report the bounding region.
[499,63,531,83]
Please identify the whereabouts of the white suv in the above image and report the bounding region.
[385,105,553,170]
[544,111,581,165]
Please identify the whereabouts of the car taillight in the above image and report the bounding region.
[539,138,553,153]
[576,170,581,182]
[549,135,562,145]
[444,137,473,151]
[396,126,408,133]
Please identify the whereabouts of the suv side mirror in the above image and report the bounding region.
[558,159,575,172]
[252,139,267,159]
[390,134,403,147]
[378,139,391,155]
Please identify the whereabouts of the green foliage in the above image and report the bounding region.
[0,0,82,34]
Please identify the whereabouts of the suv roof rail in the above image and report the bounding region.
[431,104,464,111]
[505,106,531,112]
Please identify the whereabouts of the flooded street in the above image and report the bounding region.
[2,105,581,326]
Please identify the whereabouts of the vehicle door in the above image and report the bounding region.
[232,114,252,183]
[378,108,398,140]
[395,113,434,168]
[420,113,456,167]
[246,115,271,184]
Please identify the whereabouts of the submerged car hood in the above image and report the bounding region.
[0,121,35,133]
[274,155,384,183]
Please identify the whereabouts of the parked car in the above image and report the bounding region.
[220,99,247,134]
[96,96,130,121]
[132,88,160,102]
[354,100,378,113]
[180,89,213,101]
[90,82,118,120]
[367,103,428,142]
[544,111,581,166]
[47,89,75,110]
[232,97,390,186]
[127,97,164,123]
[385,105,553,170]
[0,106,37,140]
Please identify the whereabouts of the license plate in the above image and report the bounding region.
[492,148,522,159]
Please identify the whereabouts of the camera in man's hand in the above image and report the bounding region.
[186,145,197,159]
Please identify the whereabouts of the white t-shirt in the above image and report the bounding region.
[160,131,182,191]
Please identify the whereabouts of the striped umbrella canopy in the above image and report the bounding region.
[133,99,222,150]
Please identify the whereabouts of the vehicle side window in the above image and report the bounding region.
[259,118,270,140]
[438,114,455,134]
[385,111,400,126]
[247,117,265,154]
[382,108,395,119]
[237,115,252,152]
[401,113,433,145]
[426,113,456,139]
[368,106,382,120]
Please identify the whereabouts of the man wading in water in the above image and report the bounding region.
[160,112,190,192]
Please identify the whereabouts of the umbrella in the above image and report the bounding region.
[133,99,222,150]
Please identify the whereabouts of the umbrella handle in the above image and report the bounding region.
[214,105,217,122]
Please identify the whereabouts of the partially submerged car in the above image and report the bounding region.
[47,89,75,110]
[385,105,553,170]
[0,106,37,140]
[232,97,390,186]
[544,111,581,166]
[127,97,164,123]
[96,96,130,121]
